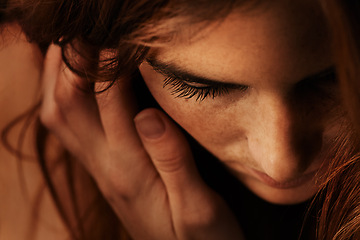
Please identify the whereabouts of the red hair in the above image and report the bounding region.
[2,0,360,239]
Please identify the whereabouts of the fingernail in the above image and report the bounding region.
[135,112,165,139]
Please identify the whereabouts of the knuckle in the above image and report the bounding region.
[54,69,88,110]
[54,80,75,110]
[95,163,139,205]
[182,205,218,228]
[100,177,135,206]
[153,152,185,173]
[179,194,224,229]
[40,105,64,129]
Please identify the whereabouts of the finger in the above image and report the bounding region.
[135,108,244,240]
[40,44,64,127]
[134,108,208,201]
[40,45,80,148]
[95,81,161,198]
[134,108,212,236]
[93,55,155,183]
[41,45,106,172]
[40,44,89,163]
[95,81,142,150]
[54,65,104,142]
[94,50,139,148]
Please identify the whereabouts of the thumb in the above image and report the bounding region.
[134,108,207,199]
[134,108,244,240]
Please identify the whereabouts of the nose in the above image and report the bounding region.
[248,93,323,182]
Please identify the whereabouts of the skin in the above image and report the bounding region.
[2,0,350,239]
[139,0,340,204]
[37,0,344,238]
[41,45,244,240]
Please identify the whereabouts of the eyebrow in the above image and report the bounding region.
[145,57,241,87]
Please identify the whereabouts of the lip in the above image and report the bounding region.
[249,168,318,189]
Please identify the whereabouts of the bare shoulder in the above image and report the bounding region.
[0,25,71,240]
[0,24,43,128]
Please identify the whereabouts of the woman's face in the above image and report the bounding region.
[139,0,340,204]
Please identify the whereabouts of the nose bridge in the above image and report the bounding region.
[252,93,322,181]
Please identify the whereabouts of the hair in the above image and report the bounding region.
[1,0,360,239]
[315,0,360,239]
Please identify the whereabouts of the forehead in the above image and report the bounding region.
[151,0,330,86]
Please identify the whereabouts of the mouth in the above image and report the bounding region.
[249,168,319,189]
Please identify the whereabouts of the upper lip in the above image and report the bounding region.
[250,168,319,189]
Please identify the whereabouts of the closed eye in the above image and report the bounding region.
[145,58,249,101]
[163,76,247,101]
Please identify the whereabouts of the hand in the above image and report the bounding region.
[40,44,244,240]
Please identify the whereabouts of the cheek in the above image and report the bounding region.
[145,76,223,140]
[139,65,248,160]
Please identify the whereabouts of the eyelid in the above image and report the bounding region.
[148,62,245,90]
[163,76,235,101]
[182,81,211,88]
[181,78,243,92]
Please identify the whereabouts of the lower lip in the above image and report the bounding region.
[248,168,318,189]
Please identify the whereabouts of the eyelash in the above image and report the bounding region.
[163,76,245,101]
